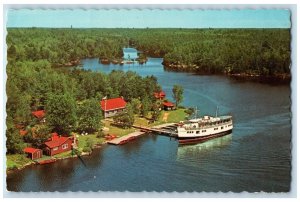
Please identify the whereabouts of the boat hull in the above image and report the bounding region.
[178,129,232,145]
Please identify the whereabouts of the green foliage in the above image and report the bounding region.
[83,137,94,153]
[77,98,103,133]
[151,100,162,121]
[7,28,290,76]
[6,154,32,170]
[86,137,94,148]
[141,96,151,117]
[172,85,184,107]
[6,118,26,154]
[131,98,141,114]
[45,93,77,135]
[83,146,92,153]
[24,124,51,148]
[113,104,135,128]
[96,129,105,138]
[184,107,195,117]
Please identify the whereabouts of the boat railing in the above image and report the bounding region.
[183,121,232,130]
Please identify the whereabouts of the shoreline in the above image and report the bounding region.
[163,64,291,84]
[6,121,180,174]
[6,143,107,174]
[58,57,291,85]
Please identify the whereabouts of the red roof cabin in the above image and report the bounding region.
[154,91,166,100]
[19,130,28,136]
[163,101,175,111]
[24,147,43,160]
[44,133,73,156]
[32,110,46,123]
[100,97,127,118]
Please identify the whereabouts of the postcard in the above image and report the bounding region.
[4,5,294,196]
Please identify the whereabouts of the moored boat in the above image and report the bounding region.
[36,158,57,165]
[177,115,233,145]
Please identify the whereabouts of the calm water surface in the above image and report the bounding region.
[7,53,291,192]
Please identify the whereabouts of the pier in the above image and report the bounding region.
[133,123,178,137]
[107,123,178,145]
[107,131,145,145]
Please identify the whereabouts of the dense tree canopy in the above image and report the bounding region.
[7,28,290,76]
[45,93,77,135]
[77,99,103,133]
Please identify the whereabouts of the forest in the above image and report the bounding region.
[6,28,290,154]
[6,59,160,154]
[7,28,291,76]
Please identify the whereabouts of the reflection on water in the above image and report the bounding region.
[177,134,232,162]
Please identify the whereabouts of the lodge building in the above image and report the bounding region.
[100,97,127,118]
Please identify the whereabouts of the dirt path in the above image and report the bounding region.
[162,112,169,121]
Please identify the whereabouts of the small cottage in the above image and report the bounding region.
[154,91,166,100]
[163,101,175,111]
[100,97,127,118]
[24,147,43,160]
[44,133,73,156]
[32,110,46,123]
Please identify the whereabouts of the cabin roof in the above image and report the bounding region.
[45,136,70,149]
[32,110,45,119]
[100,97,127,111]
[24,147,41,154]
[19,130,28,136]
[163,101,174,107]
[154,91,166,99]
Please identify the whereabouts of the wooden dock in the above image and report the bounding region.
[107,131,145,145]
[133,123,178,137]
[107,123,178,145]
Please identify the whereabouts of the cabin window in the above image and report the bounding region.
[214,128,218,130]
[53,147,58,151]
[62,144,68,150]
[196,131,200,134]
[228,124,232,127]
[202,130,206,132]
[221,126,224,129]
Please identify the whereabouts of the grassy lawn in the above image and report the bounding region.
[6,154,33,170]
[164,108,188,123]
[150,108,188,126]
[77,133,105,150]
[103,121,136,137]
[53,150,73,158]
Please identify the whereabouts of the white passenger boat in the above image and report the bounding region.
[177,112,233,145]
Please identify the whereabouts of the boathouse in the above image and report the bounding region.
[100,97,127,118]
[44,133,73,156]
[24,147,43,160]
[163,101,175,111]
[32,110,46,122]
[154,91,166,100]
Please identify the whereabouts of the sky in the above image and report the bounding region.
[6,9,291,28]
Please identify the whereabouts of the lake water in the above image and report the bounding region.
[7,52,291,192]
